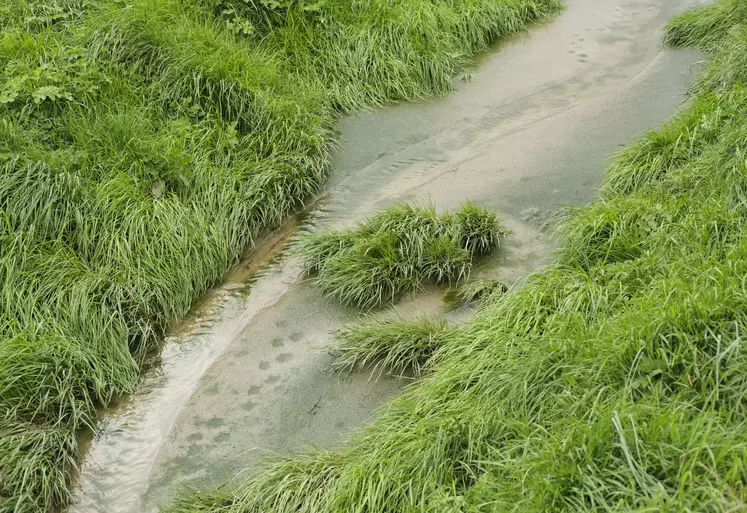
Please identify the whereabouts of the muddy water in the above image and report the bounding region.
[69,0,703,511]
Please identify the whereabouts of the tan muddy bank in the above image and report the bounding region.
[69,0,703,511]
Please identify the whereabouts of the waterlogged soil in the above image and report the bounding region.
[69,0,703,511]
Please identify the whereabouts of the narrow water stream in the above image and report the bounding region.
[70,0,703,511]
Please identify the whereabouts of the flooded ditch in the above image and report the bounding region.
[69,0,703,511]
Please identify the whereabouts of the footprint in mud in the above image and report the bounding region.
[276,353,293,363]
[194,417,226,428]
[203,384,220,396]
[259,360,271,370]
[271,338,284,348]
[521,208,543,226]
[187,444,205,457]
[288,332,303,342]
[213,431,231,443]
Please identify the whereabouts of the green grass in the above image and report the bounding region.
[0,420,76,512]
[331,315,452,378]
[297,202,505,309]
[0,0,562,510]
[443,279,508,307]
[163,2,747,512]
[663,0,747,51]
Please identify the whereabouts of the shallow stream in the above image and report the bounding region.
[70,1,704,510]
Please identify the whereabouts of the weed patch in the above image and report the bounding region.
[331,315,451,378]
[297,203,505,309]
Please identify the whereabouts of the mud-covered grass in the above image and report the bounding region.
[0,1,563,510]
[297,203,505,309]
[165,3,747,512]
[331,315,451,378]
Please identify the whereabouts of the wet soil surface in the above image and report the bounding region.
[69,0,703,511]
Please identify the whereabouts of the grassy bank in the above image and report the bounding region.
[0,0,562,510]
[165,2,747,512]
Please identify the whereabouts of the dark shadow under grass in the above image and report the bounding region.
[297,203,506,309]
[163,2,747,512]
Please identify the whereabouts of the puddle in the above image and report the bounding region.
[69,0,703,511]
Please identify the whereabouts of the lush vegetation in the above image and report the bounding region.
[331,315,452,378]
[165,2,747,512]
[297,203,505,309]
[0,0,562,510]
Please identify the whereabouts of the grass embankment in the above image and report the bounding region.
[0,0,562,510]
[298,203,505,309]
[166,2,747,512]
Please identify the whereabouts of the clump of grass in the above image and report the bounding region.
[331,315,451,378]
[163,3,747,512]
[298,203,505,309]
[663,0,747,51]
[444,279,508,306]
[694,25,747,93]
[0,332,109,428]
[0,420,77,513]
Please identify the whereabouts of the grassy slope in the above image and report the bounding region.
[165,2,747,512]
[0,0,562,511]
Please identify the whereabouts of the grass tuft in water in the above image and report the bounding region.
[298,202,505,309]
[331,315,451,378]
